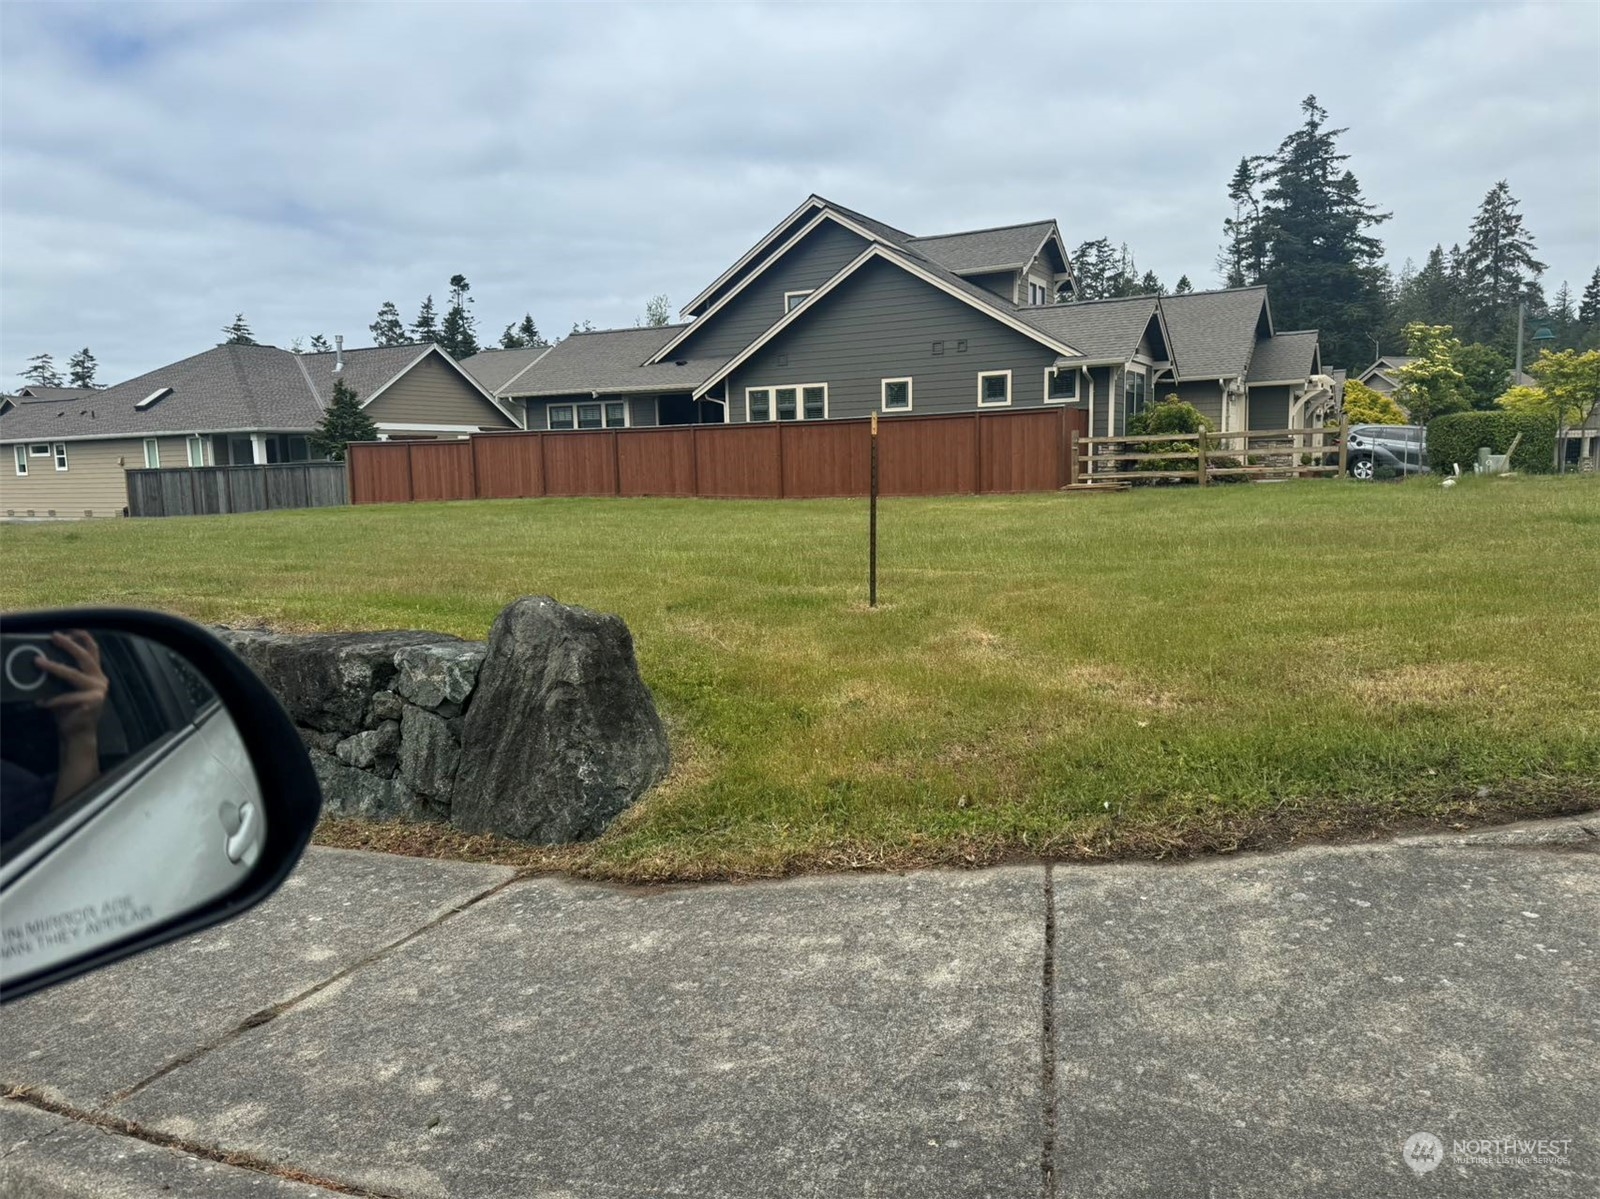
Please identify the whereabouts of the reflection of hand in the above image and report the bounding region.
[35,630,107,807]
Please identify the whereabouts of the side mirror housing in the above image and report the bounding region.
[1,609,321,1002]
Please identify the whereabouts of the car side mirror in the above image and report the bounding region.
[0,609,321,1003]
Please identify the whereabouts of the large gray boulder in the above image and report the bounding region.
[215,629,466,733]
[452,596,670,842]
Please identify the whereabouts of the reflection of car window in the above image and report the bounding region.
[163,648,217,721]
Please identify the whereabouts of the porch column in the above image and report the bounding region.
[251,433,269,465]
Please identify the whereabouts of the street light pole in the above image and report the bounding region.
[1514,301,1527,379]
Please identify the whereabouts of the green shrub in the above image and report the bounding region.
[1124,395,1213,483]
[1427,410,1558,475]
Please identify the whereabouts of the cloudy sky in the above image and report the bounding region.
[3,1,1597,386]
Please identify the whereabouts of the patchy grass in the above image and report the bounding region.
[6,473,1598,881]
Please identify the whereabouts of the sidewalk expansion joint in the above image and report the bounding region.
[2,1088,400,1197]
[1040,862,1057,1199]
[106,872,524,1107]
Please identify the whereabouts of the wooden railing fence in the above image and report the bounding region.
[1069,423,1349,486]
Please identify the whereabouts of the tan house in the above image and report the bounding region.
[0,340,519,519]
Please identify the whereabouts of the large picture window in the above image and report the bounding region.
[745,384,828,422]
[977,371,1012,407]
[1045,368,1079,403]
[881,378,912,412]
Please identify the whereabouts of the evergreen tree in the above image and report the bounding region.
[1218,155,1267,287]
[309,378,378,462]
[1254,96,1390,371]
[1455,342,1511,409]
[437,274,479,359]
[644,294,672,327]
[1579,267,1600,328]
[370,301,409,347]
[1461,181,1546,346]
[499,313,549,349]
[1394,245,1458,330]
[1548,282,1577,349]
[21,353,62,388]
[411,295,440,344]
[309,334,333,354]
[1071,238,1119,299]
[1174,275,1193,295]
[221,314,257,345]
[289,337,305,354]
[1139,271,1163,296]
[569,319,596,337]
[66,347,99,388]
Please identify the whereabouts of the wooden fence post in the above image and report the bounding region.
[689,426,700,497]
[612,430,622,496]
[1069,430,1079,487]
[1197,428,1209,486]
[973,411,982,494]
[1338,419,1349,479]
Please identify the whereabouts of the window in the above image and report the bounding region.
[881,378,912,412]
[1029,281,1049,305]
[13,445,26,476]
[53,443,68,472]
[548,405,575,430]
[745,383,827,421]
[187,436,205,467]
[29,443,50,457]
[577,402,604,430]
[1045,368,1079,403]
[1124,368,1148,421]
[977,371,1012,407]
[143,439,160,469]
[783,290,813,313]
[604,401,627,428]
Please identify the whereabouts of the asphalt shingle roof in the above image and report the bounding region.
[1016,295,1161,364]
[906,221,1057,274]
[297,344,440,406]
[502,326,730,397]
[1247,330,1320,383]
[459,346,554,395]
[1159,287,1271,380]
[15,386,98,401]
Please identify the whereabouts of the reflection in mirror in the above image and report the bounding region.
[0,629,266,986]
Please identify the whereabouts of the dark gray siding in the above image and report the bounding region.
[693,207,828,314]
[1248,386,1290,430]
[1170,380,1226,428]
[725,258,1060,422]
[672,222,870,361]
[522,394,656,430]
[1087,366,1114,437]
[964,270,1017,303]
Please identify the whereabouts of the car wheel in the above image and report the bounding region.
[1350,456,1375,481]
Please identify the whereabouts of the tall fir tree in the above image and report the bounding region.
[1579,267,1600,328]
[1461,181,1546,347]
[1254,96,1390,371]
[370,301,409,346]
[1174,274,1193,294]
[308,334,333,354]
[221,314,257,345]
[21,353,62,388]
[438,274,479,359]
[1548,282,1577,349]
[309,378,379,462]
[1218,155,1267,287]
[65,347,98,388]
[411,295,440,344]
[499,313,548,349]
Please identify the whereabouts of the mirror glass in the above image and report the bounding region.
[0,628,266,986]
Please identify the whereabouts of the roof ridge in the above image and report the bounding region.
[1162,284,1269,299]
[568,322,692,337]
[908,218,1056,242]
[1021,294,1158,310]
[292,350,325,411]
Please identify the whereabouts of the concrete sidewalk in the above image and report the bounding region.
[3,814,1596,1198]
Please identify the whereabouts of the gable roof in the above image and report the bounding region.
[1247,330,1321,384]
[459,345,554,395]
[499,325,730,398]
[1357,356,1416,387]
[1017,295,1166,365]
[15,386,98,401]
[907,220,1061,275]
[1158,287,1272,380]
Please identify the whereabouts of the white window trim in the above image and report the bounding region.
[782,289,814,314]
[881,377,913,413]
[601,399,631,429]
[28,443,51,457]
[187,435,206,467]
[744,383,829,422]
[977,370,1012,408]
[548,404,576,430]
[143,438,161,469]
[1043,367,1080,404]
[14,445,27,476]
[53,442,68,472]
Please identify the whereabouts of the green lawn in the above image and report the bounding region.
[6,475,1598,879]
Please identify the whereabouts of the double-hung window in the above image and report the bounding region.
[745,384,827,422]
[1045,368,1079,403]
[143,438,161,468]
[881,378,912,412]
[1124,368,1148,422]
[977,371,1012,407]
[187,435,206,467]
[549,405,575,430]
[52,443,68,471]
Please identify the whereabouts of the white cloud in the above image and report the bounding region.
[2,0,1596,384]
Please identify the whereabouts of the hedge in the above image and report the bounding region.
[1426,410,1557,475]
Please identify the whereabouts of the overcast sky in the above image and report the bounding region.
[3,1,1597,386]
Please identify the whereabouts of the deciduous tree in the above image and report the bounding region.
[1395,323,1468,425]
[1340,378,1408,425]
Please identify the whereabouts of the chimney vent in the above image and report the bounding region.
[334,335,344,372]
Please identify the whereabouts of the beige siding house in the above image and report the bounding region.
[2,341,519,519]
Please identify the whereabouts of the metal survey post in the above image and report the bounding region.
[869,412,879,608]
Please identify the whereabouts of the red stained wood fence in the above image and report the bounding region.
[347,407,1088,506]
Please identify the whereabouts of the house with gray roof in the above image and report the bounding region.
[463,194,1332,441]
[1,340,518,518]
[1355,355,1416,401]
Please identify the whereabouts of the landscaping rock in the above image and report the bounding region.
[395,644,485,712]
[310,750,421,821]
[368,689,404,723]
[398,705,459,800]
[335,721,400,770]
[452,596,670,842]
[216,629,465,733]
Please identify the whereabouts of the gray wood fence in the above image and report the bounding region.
[126,463,349,518]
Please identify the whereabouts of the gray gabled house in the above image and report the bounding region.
[460,194,1334,441]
